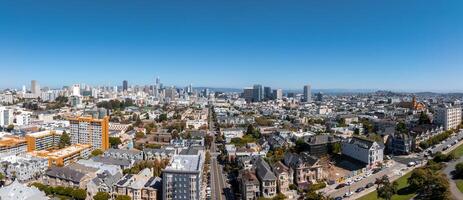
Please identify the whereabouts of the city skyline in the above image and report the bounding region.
[1,0,463,91]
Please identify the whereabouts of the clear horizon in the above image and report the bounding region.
[1,0,463,91]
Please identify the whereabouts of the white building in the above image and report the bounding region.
[341,137,384,167]
[0,107,13,127]
[435,105,462,130]
[0,154,48,182]
[0,180,48,200]
[15,113,31,126]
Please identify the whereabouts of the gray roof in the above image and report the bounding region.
[46,166,86,183]
[92,156,132,167]
[255,157,277,181]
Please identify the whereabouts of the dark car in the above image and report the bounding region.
[335,183,347,189]
[334,197,343,200]
[356,187,365,193]
[372,168,382,174]
[365,182,375,188]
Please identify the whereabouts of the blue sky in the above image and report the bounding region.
[1,0,462,91]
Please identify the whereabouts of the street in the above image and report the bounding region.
[208,106,233,200]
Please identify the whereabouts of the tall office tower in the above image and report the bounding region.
[72,84,81,96]
[202,88,210,97]
[122,80,128,91]
[243,87,254,103]
[316,92,324,102]
[22,85,26,94]
[31,80,40,97]
[303,84,312,103]
[435,105,462,130]
[252,84,263,102]
[264,86,272,100]
[187,84,193,93]
[162,153,205,200]
[69,116,109,151]
[165,87,177,99]
[273,89,283,100]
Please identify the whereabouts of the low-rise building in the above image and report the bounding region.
[0,180,48,200]
[341,137,384,167]
[255,157,277,198]
[0,136,27,155]
[238,169,260,200]
[114,168,161,200]
[0,154,48,182]
[25,130,62,152]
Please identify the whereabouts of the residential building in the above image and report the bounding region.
[31,144,91,167]
[435,105,462,130]
[114,168,161,200]
[69,116,110,151]
[0,154,48,182]
[0,107,13,127]
[25,130,62,152]
[272,161,291,195]
[255,157,277,198]
[341,137,384,167]
[238,169,260,200]
[103,148,144,161]
[0,136,27,155]
[162,153,205,200]
[283,152,324,188]
[304,135,340,157]
[0,180,48,200]
[42,166,90,188]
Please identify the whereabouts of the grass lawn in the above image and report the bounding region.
[456,179,463,193]
[357,171,415,200]
[449,142,463,158]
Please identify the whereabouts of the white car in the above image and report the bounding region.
[344,191,354,197]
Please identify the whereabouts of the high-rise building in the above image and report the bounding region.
[72,84,81,96]
[69,116,109,151]
[252,84,263,102]
[316,92,323,102]
[273,89,283,100]
[243,87,254,103]
[162,153,205,200]
[31,80,40,97]
[123,80,128,91]
[264,86,272,100]
[303,84,312,103]
[435,105,462,130]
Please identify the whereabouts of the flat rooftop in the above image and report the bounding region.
[26,130,62,138]
[165,154,202,172]
[47,144,91,159]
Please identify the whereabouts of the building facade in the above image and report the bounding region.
[69,116,110,150]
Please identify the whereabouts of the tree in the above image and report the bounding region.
[6,124,14,132]
[71,188,87,200]
[91,149,104,157]
[93,192,110,200]
[376,175,398,200]
[418,112,431,125]
[135,131,145,139]
[331,142,341,154]
[109,137,122,148]
[158,113,168,122]
[59,131,71,148]
[115,195,131,200]
[455,162,463,178]
[396,122,407,134]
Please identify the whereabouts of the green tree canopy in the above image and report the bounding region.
[91,149,104,157]
[93,192,110,200]
[59,131,71,148]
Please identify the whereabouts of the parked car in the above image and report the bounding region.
[365,182,375,188]
[344,191,354,197]
[356,187,365,193]
[334,197,343,200]
[336,183,347,189]
[407,161,416,167]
